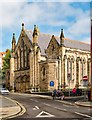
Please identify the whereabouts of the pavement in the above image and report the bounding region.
[0,93,92,120]
[35,94,92,107]
[0,95,26,120]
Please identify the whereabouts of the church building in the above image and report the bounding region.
[10,23,91,92]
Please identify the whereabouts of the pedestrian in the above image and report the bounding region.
[76,88,80,96]
[57,89,61,97]
[72,88,76,96]
[52,89,57,100]
[87,88,91,101]
[60,90,65,100]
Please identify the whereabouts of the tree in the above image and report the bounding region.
[0,68,2,79]
[2,49,11,79]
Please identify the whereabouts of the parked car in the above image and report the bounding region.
[0,88,9,95]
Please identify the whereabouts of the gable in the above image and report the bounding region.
[15,30,33,53]
[45,35,59,58]
[25,30,90,56]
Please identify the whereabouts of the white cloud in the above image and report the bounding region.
[0,2,90,28]
[67,18,90,36]
[0,2,26,28]
[18,3,44,25]
[0,0,26,2]
[81,36,91,44]
[0,1,90,51]
[26,0,90,2]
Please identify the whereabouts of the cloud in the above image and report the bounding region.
[81,36,91,44]
[0,0,26,2]
[27,0,90,2]
[0,1,90,52]
[67,17,90,36]
[0,2,90,28]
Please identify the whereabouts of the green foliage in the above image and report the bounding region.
[2,49,11,79]
[0,68,3,79]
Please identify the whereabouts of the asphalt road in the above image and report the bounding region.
[5,93,92,120]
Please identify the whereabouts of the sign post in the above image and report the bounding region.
[83,76,88,101]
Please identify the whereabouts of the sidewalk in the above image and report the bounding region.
[0,106,21,119]
[32,94,92,107]
[14,92,92,107]
[75,101,92,107]
[64,96,92,107]
[0,95,26,119]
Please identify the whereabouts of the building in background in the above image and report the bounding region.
[0,52,6,88]
[0,52,6,70]
[9,23,91,92]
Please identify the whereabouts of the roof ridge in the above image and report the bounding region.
[64,38,90,45]
[25,29,90,45]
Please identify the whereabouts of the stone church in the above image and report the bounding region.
[9,23,91,92]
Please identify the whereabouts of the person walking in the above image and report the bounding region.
[87,88,91,101]
[52,89,57,100]
[72,88,76,96]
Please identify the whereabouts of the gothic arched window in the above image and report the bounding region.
[76,57,80,83]
[43,67,45,76]
[83,58,86,76]
[87,58,91,82]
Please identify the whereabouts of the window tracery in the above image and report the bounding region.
[76,57,80,83]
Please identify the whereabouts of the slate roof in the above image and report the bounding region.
[25,29,90,55]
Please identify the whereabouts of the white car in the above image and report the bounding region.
[0,88,9,95]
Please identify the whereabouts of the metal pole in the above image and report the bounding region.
[58,59,59,90]
[68,73,70,96]
[69,79,70,96]
[91,19,92,101]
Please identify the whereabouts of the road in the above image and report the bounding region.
[4,93,92,120]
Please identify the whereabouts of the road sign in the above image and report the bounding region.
[83,76,88,86]
[50,81,54,86]
[83,76,88,81]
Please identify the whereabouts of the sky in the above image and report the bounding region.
[0,0,91,52]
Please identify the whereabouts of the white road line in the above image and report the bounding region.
[30,99,38,102]
[33,108,37,110]
[54,106,67,111]
[43,103,51,107]
[36,111,55,117]
[75,112,92,118]
[88,108,92,110]
[35,106,39,109]
[63,104,72,107]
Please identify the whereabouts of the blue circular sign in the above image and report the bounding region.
[50,81,54,86]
